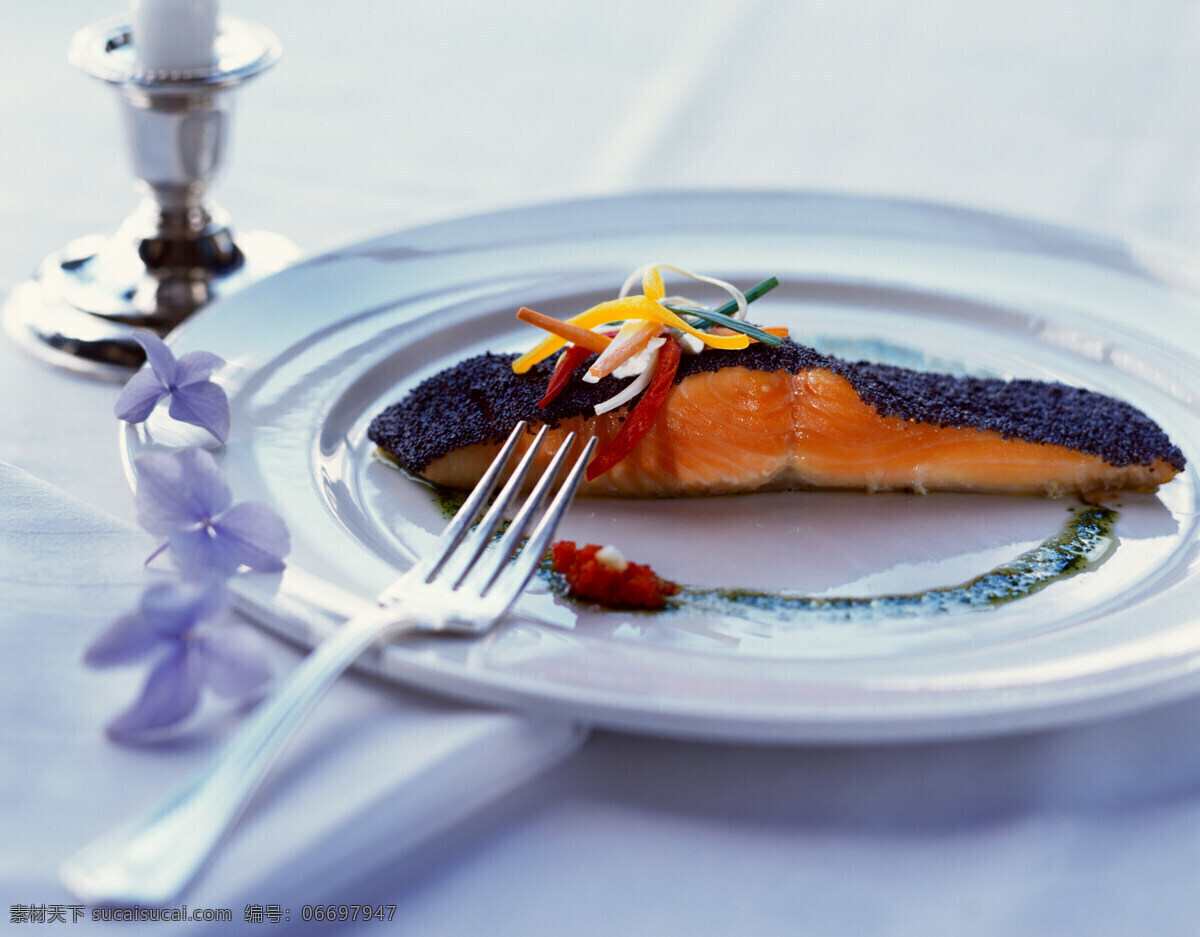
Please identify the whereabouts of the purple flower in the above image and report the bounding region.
[114,330,231,443]
[135,447,290,579]
[85,579,272,739]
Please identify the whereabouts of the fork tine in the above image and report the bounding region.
[435,424,551,588]
[461,430,581,595]
[61,422,591,908]
[401,420,530,586]
[480,435,598,606]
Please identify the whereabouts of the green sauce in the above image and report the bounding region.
[399,437,1121,623]
[538,504,1118,622]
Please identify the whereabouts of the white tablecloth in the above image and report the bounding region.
[4,2,1200,933]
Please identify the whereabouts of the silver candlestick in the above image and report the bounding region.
[3,15,299,380]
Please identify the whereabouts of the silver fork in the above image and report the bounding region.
[61,421,596,906]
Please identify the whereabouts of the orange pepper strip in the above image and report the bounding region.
[586,337,682,482]
[710,325,790,342]
[514,295,747,374]
[516,307,612,355]
[618,296,749,350]
[642,265,666,302]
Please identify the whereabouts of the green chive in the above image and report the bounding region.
[662,277,782,345]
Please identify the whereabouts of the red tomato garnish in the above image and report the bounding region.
[550,542,678,610]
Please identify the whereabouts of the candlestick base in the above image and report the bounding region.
[4,224,297,382]
[3,15,298,380]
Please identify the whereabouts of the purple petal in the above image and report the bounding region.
[84,611,163,667]
[134,449,232,535]
[212,501,291,572]
[173,350,225,387]
[131,330,178,385]
[138,579,230,638]
[105,645,202,739]
[195,627,272,698]
[113,369,168,423]
[176,448,234,516]
[134,453,198,534]
[167,381,231,443]
[169,526,243,579]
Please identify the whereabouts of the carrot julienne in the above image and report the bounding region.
[516,307,611,355]
[586,319,662,381]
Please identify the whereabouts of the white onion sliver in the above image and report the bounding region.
[594,346,661,415]
[652,263,748,319]
[611,336,666,379]
[582,322,652,383]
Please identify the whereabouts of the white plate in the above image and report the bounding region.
[123,191,1200,743]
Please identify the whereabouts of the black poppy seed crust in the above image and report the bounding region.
[367,340,1185,476]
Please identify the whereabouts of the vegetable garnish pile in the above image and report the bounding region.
[514,264,782,481]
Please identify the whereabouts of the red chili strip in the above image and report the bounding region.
[537,344,594,408]
[585,337,682,481]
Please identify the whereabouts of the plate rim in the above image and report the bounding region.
[124,189,1200,744]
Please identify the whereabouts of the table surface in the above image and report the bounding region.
[6,2,1200,933]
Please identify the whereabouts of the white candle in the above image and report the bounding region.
[132,0,219,71]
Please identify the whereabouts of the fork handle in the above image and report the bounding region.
[61,605,418,906]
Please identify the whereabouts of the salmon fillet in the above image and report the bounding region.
[368,342,1185,497]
